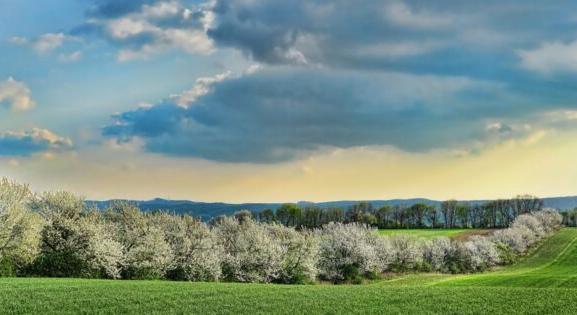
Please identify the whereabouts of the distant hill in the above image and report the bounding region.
[87,196,577,221]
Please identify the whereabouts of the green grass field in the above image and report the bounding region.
[2,228,577,314]
[377,228,482,239]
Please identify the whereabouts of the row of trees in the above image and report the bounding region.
[251,196,544,229]
[562,209,577,227]
[0,178,562,283]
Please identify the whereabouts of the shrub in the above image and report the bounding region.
[491,226,534,254]
[512,214,545,240]
[0,179,43,270]
[214,217,283,283]
[373,236,395,273]
[423,237,452,272]
[0,257,16,277]
[122,226,173,279]
[105,203,173,279]
[31,192,96,277]
[532,209,563,234]
[463,236,500,271]
[155,215,222,282]
[80,213,124,279]
[266,224,318,284]
[389,235,423,272]
[494,242,516,265]
[316,223,380,282]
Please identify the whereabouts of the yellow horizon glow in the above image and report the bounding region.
[1,128,577,203]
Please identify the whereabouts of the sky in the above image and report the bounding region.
[3,0,577,202]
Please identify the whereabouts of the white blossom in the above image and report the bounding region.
[316,223,381,281]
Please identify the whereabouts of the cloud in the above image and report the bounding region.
[0,128,73,157]
[205,0,522,69]
[384,1,453,30]
[518,41,577,75]
[103,68,525,163]
[75,0,214,61]
[58,51,83,63]
[0,78,35,111]
[203,0,577,82]
[172,71,231,106]
[486,122,513,136]
[10,33,72,54]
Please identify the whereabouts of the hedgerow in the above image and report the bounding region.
[0,178,563,283]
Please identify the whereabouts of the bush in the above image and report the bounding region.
[267,224,318,284]
[0,257,16,277]
[316,223,381,282]
[156,215,222,282]
[122,227,173,280]
[533,209,563,234]
[0,178,43,270]
[389,235,423,272]
[423,237,453,272]
[80,213,124,279]
[214,217,283,283]
[463,236,500,271]
[491,226,534,254]
[31,251,97,278]
[373,236,395,273]
[31,192,96,277]
[494,242,516,265]
[512,214,545,239]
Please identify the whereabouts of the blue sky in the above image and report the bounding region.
[3,0,577,202]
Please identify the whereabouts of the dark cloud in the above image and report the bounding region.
[98,0,577,163]
[103,69,536,163]
[88,0,157,18]
[207,0,577,76]
[0,129,73,157]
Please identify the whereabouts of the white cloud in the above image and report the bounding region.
[384,2,452,30]
[518,41,577,74]
[94,1,214,61]
[0,128,73,157]
[0,77,35,111]
[172,71,232,106]
[10,32,73,54]
[33,33,67,53]
[9,36,28,45]
[1,128,73,147]
[59,51,83,63]
[486,122,513,135]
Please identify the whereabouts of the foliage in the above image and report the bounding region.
[214,217,283,283]
[30,191,96,277]
[0,178,42,269]
[316,223,382,282]
[0,178,565,284]
[155,214,222,282]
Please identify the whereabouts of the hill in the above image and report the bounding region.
[87,196,577,220]
[87,198,442,220]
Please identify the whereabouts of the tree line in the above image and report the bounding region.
[562,209,577,227]
[248,196,544,229]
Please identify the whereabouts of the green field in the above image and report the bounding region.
[2,228,577,314]
[377,228,481,239]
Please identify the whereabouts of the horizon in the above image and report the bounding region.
[4,1,577,202]
[86,192,577,205]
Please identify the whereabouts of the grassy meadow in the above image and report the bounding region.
[377,228,490,240]
[2,228,577,314]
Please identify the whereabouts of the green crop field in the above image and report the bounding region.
[2,228,577,314]
[377,228,485,239]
